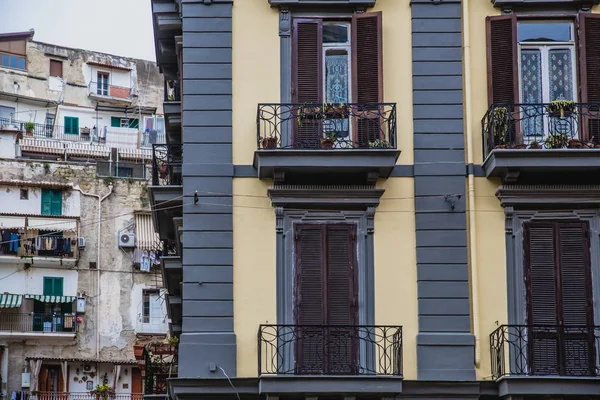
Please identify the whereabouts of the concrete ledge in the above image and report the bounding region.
[498,376,600,397]
[178,332,237,379]
[483,149,600,181]
[254,149,401,181]
[259,375,403,395]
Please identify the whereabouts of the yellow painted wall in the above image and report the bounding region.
[375,177,418,380]
[232,178,277,378]
[231,0,414,166]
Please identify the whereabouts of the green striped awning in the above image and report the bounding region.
[0,294,23,308]
[24,295,76,303]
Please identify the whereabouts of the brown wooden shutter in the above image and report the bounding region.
[353,12,383,147]
[578,13,600,142]
[486,14,518,105]
[295,224,325,374]
[325,224,357,374]
[50,59,63,78]
[352,11,383,104]
[292,19,322,148]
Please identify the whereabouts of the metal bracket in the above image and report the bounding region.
[444,194,462,211]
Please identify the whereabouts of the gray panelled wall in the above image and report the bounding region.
[411,0,475,380]
[180,0,236,379]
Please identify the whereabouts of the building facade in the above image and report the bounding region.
[0,32,170,400]
[149,0,600,399]
[0,30,165,171]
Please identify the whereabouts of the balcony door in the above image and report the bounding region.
[97,72,109,96]
[518,22,577,139]
[291,12,382,149]
[294,224,358,375]
[524,220,595,376]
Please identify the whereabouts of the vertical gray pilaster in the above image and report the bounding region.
[279,7,292,147]
[411,0,475,381]
[180,0,236,379]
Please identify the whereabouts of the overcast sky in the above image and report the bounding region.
[2,0,156,61]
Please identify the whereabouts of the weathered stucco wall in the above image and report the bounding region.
[0,158,164,393]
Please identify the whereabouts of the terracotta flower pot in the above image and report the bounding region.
[320,138,335,149]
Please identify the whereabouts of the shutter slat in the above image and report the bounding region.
[486,15,518,105]
[579,13,600,103]
[293,19,322,148]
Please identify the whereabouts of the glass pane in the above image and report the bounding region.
[17,57,25,70]
[548,49,573,101]
[521,49,543,136]
[518,22,572,42]
[325,50,349,103]
[9,56,18,69]
[323,24,348,43]
[1,55,8,67]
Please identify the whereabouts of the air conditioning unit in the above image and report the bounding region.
[78,237,86,248]
[118,233,135,248]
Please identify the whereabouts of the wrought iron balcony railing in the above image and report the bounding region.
[258,324,402,376]
[152,144,182,186]
[31,393,143,400]
[482,103,600,158]
[144,342,178,395]
[0,313,78,333]
[257,103,397,150]
[490,325,600,379]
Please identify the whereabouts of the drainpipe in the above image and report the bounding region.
[73,184,113,360]
[462,0,481,367]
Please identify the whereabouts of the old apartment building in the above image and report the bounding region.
[148,0,600,400]
[0,31,170,400]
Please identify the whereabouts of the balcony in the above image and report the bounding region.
[143,342,178,396]
[0,312,78,339]
[31,394,142,400]
[254,103,400,183]
[490,325,600,396]
[163,81,181,145]
[482,103,600,182]
[88,81,133,104]
[149,144,182,243]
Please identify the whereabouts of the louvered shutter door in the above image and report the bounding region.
[524,222,559,375]
[41,189,52,215]
[353,12,383,147]
[557,222,594,376]
[295,225,325,374]
[486,15,518,105]
[51,190,63,216]
[292,19,322,148]
[326,224,357,374]
[578,13,600,142]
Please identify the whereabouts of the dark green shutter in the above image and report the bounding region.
[111,117,121,127]
[43,277,63,296]
[41,189,62,215]
[64,117,79,135]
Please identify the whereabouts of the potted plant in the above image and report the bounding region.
[492,106,509,148]
[133,342,145,359]
[320,132,336,149]
[567,138,584,148]
[545,100,575,118]
[168,336,179,345]
[332,103,349,116]
[545,133,569,149]
[90,384,114,400]
[528,140,543,149]
[260,136,277,149]
[369,139,390,149]
[24,122,35,136]
[511,143,527,149]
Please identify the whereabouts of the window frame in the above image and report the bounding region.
[97,71,110,96]
[49,59,63,78]
[20,189,28,200]
[0,51,26,71]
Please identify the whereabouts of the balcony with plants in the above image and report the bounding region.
[254,102,399,183]
[481,101,600,181]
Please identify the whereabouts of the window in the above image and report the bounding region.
[43,277,64,296]
[294,224,357,374]
[141,289,162,329]
[524,220,594,376]
[20,189,28,200]
[97,72,109,95]
[41,189,62,216]
[111,116,139,129]
[0,53,25,71]
[45,113,55,137]
[64,116,79,135]
[49,59,63,78]
[292,12,382,147]
[142,291,150,323]
[487,14,600,141]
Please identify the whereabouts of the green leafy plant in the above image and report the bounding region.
[369,139,390,149]
[528,140,543,149]
[545,100,575,118]
[545,133,569,149]
[168,336,179,345]
[492,106,509,145]
[90,384,114,400]
[24,122,35,134]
